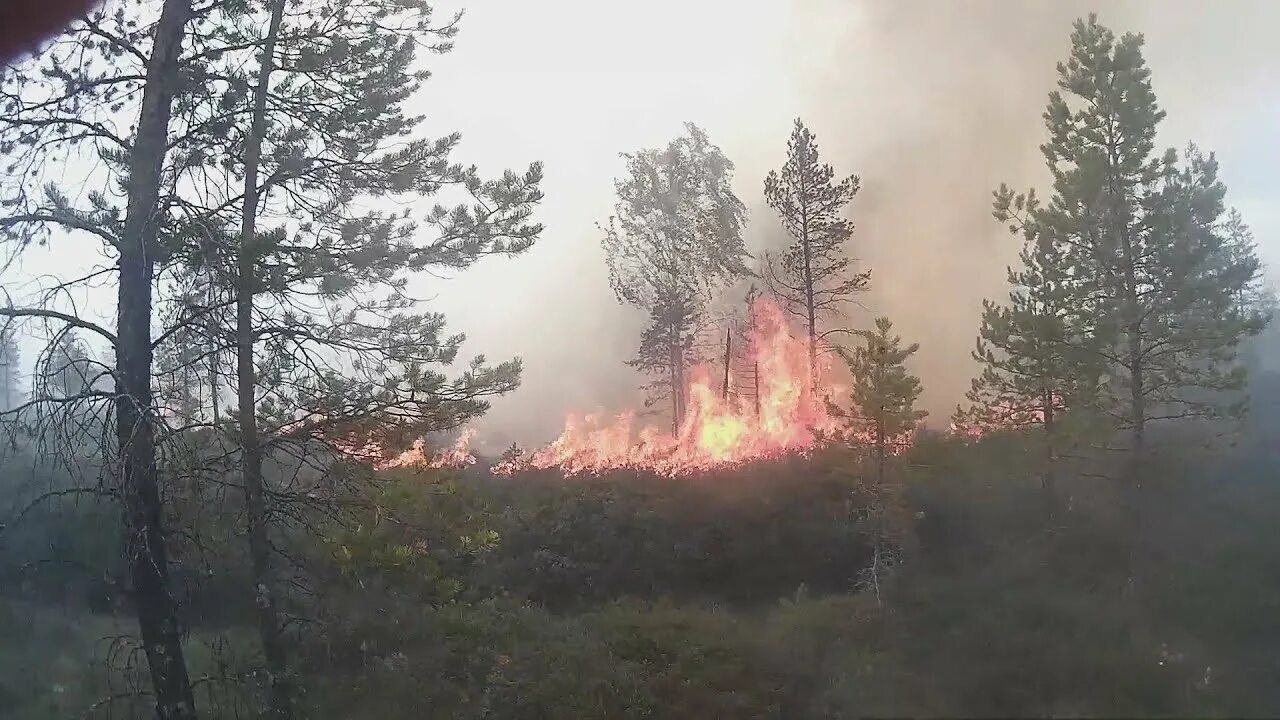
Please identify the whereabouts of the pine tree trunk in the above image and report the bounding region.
[1119,231,1147,582]
[875,415,886,488]
[669,321,680,435]
[753,359,760,417]
[115,0,196,715]
[1128,338,1146,463]
[1041,387,1058,520]
[207,277,219,425]
[800,227,817,393]
[1109,124,1146,591]
[235,1,291,716]
[721,327,731,400]
[750,309,761,416]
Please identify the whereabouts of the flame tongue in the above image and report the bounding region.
[498,299,847,477]
[379,427,477,470]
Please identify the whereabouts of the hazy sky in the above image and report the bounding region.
[411,0,1280,450]
[4,0,1279,451]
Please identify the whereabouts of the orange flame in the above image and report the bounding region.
[379,427,477,470]
[495,300,851,477]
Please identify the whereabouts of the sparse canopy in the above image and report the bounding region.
[165,2,546,715]
[764,119,869,390]
[163,0,545,456]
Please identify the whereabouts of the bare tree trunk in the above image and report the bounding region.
[750,307,761,416]
[800,229,817,393]
[721,327,731,400]
[207,278,219,425]
[115,0,196,715]
[0,356,11,411]
[668,321,680,435]
[235,1,292,717]
[753,358,760,417]
[1128,336,1146,462]
[875,417,885,488]
[869,543,882,608]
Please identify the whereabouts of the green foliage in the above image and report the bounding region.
[602,123,751,425]
[319,471,499,606]
[9,421,1280,717]
[994,14,1269,449]
[472,459,871,608]
[956,187,1088,436]
[763,118,870,378]
[0,602,259,720]
[168,0,546,456]
[839,317,927,447]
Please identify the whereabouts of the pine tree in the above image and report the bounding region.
[833,317,923,607]
[161,2,545,714]
[840,317,927,486]
[0,0,199,714]
[154,267,226,425]
[602,123,750,432]
[953,189,1093,514]
[764,119,870,391]
[1002,15,1268,470]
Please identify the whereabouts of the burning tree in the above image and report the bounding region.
[496,298,843,478]
[729,285,766,417]
[602,123,750,433]
[763,119,870,392]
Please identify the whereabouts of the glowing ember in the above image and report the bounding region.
[380,427,477,470]
[495,300,849,477]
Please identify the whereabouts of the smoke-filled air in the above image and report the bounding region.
[2,1,1280,719]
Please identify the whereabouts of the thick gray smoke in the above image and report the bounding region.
[417,0,1280,451]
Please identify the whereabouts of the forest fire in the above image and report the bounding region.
[494,300,849,477]
[379,427,477,470]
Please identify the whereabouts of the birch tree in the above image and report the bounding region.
[602,123,750,431]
